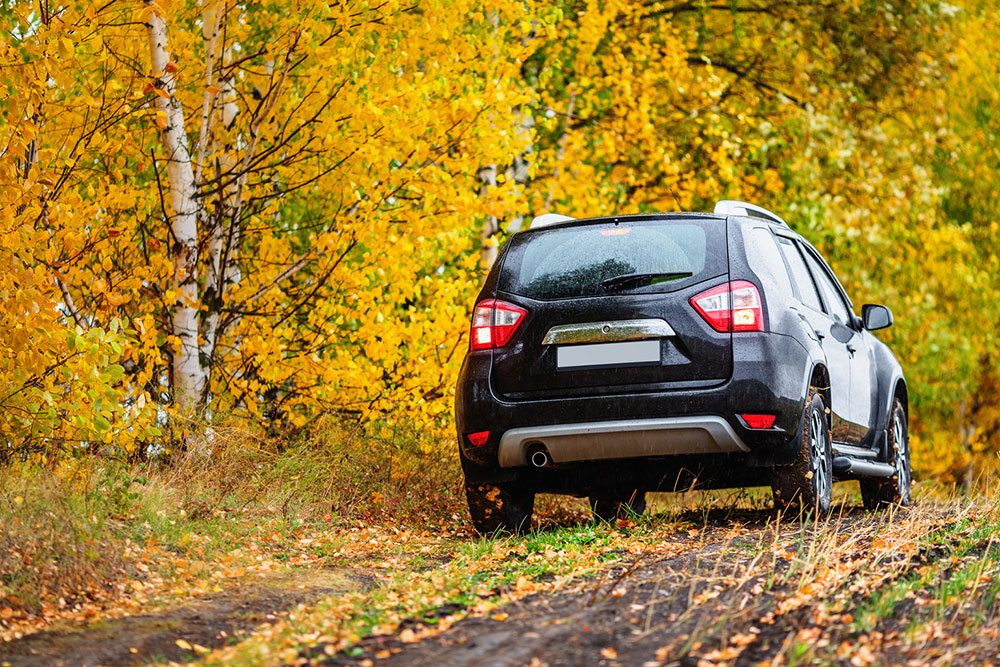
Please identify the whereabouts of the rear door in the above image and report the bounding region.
[800,246,874,441]
[491,216,731,401]
[774,234,855,443]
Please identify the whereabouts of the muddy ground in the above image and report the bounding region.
[316,508,999,667]
[3,504,998,666]
[0,569,367,667]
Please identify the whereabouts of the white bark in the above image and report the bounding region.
[201,112,237,385]
[201,37,294,388]
[193,0,222,188]
[146,1,206,412]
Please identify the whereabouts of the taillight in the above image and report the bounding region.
[689,280,764,333]
[470,299,527,351]
[466,431,490,447]
[740,414,776,429]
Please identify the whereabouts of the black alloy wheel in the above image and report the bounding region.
[771,386,833,515]
[860,397,911,509]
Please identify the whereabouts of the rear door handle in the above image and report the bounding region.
[814,330,825,341]
[847,344,856,357]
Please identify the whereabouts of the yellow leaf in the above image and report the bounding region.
[58,38,75,59]
[155,111,168,130]
[175,639,192,651]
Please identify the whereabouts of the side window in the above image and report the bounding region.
[775,236,823,311]
[743,226,794,298]
[802,250,853,326]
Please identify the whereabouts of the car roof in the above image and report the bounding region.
[520,212,726,234]
[527,201,789,232]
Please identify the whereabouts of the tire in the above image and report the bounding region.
[860,398,911,509]
[589,489,646,523]
[771,387,833,515]
[465,481,535,535]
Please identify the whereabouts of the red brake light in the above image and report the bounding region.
[470,299,527,351]
[466,431,490,447]
[741,414,776,429]
[689,280,764,333]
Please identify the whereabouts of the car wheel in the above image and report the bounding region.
[860,398,911,509]
[771,387,833,515]
[465,481,535,535]
[589,489,646,523]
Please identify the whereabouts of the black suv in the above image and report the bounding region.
[455,201,910,533]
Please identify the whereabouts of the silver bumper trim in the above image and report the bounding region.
[497,416,749,468]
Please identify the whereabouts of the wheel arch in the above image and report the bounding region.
[808,363,832,430]
[893,378,908,418]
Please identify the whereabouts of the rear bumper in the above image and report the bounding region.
[456,332,811,484]
[498,416,749,467]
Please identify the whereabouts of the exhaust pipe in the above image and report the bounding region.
[528,445,551,468]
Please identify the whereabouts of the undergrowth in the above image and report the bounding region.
[0,418,464,622]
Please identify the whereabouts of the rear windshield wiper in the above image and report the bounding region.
[601,271,694,291]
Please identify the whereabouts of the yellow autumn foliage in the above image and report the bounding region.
[1,0,999,481]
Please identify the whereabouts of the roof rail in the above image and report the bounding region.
[529,213,576,229]
[713,200,788,227]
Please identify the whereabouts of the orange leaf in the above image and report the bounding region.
[154,88,171,100]
[601,647,618,659]
[164,61,178,74]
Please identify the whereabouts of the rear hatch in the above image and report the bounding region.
[491,215,731,401]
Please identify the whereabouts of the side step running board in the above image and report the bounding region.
[833,456,895,478]
[832,444,878,460]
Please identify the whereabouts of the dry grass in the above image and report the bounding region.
[0,417,464,633]
[4,421,999,667]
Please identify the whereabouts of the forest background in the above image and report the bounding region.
[3,0,1000,486]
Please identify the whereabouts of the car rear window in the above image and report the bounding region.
[498,218,727,300]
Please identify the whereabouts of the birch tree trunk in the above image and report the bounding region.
[145,1,206,412]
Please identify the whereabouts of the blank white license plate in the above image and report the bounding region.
[556,340,660,370]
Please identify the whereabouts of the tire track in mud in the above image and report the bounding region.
[320,507,970,667]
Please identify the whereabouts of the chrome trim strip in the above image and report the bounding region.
[542,318,676,345]
[498,416,749,468]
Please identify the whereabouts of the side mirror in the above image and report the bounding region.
[861,304,893,331]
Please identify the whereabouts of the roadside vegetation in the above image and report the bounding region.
[4,435,1000,665]
[0,421,463,641]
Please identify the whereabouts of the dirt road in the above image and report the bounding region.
[3,502,999,666]
[318,506,1000,667]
